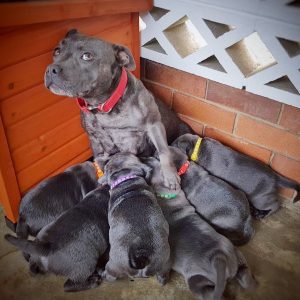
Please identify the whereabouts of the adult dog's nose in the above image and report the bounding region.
[47,64,62,75]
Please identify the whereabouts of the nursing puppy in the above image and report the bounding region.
[5,185,110,292]
[145,148,254,246]
[100,153,170,284]
[45,29,192,190]
[173,134,300,218]
[17,161,98,240]
[147,159,257,300]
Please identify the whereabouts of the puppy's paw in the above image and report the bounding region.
[162,170,181,190]
[29,262,44,276]
[101,270,117,282]
[156,273,169,286]
[251,207,271,219]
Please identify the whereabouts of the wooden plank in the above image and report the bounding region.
[7,98,79,151]
[0,116,20,223]
[94,23,132,46]
[49,149,92,178]
[0,51,51,101]
[0,0,153,27]
[17,133,90,193]
[0,84,64,127]
[131,13,141,78]
[0,14,131,70]
[12,115,84,173]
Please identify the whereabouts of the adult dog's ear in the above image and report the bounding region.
[65,28,79,38]
[113,45,136,71]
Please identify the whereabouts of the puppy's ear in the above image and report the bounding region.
[174,138,194,156]
[65,28,79,38]
[113,45,136,71]
[140,157,158,169]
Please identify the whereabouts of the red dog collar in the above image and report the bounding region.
[77,67,128,113]
[177,161,190,176]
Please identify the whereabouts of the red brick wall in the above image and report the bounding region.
[141,59,300,200]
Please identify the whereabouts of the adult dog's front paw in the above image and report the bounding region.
[162,169,181,190]
[101,270,117,282]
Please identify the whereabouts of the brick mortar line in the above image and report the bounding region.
[269,152,275,165]
[205,79,209,100]
[170,88,174,108]
[178,113,300,163]
[232,113,238,135]
[277,104,284,125]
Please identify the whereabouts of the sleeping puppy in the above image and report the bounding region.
[100,153,170,284]
[5,185,110,292]
[17,161,98,239]
[17,161,99,261]
[146,159,257,300]
[144,149,254,246]
[172,134,300,218]
[44,29,193,190]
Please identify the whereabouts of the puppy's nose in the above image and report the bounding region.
[47,64,61,75]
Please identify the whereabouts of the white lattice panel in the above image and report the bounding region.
[140,0,300,108]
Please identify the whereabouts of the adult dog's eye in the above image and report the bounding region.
[81,52,93,61]
[53,47,60,56]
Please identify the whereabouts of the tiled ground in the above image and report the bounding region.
[1,199,300,300]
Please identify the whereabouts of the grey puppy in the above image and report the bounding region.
[173,134,300,218]
[144,148,254,246]
[45,29,192,189]
[17,161,98,260]
[100,152,170,284]
[5,185,110,292]
[147,159,257,300]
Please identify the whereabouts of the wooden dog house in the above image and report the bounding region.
[0,0,152,226]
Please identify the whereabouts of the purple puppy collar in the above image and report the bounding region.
[110,174,138,189]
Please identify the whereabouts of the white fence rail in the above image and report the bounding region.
[140,0,300,108]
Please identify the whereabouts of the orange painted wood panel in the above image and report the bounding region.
[6,98,79,151]
[0,51,51,101]
[17,133,90,193]
[0,0,152,27]
[50,149,92,178]
[12,115,84,173]
[0,14,131,70]
[0,116,20,223]
[0,84,64,127]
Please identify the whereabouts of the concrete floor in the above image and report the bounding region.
[1,199,300,300]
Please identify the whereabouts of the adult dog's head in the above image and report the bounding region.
[44,29,136,99]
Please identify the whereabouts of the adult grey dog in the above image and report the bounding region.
[100,153,170,284]
[173,134,300,218]
[44,29,192,190]
[5,185,110,292]
[144,147,254,246]
[16,161,98,260]
[146,160,257,300]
